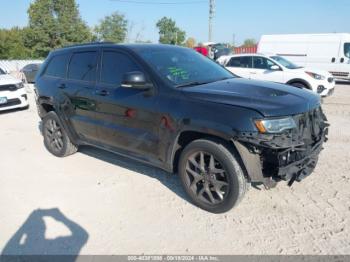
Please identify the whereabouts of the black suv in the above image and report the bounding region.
[35,43,329,213]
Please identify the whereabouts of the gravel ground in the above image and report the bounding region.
[0,84,349,255]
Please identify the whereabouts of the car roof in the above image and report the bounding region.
[228,53,274,58]
[51,42,188,55]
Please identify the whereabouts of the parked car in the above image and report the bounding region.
[35,43,328,213]
[21,63,42,83]
[0,67,29,111]
[218,53,335,97]
[258,33,350,81]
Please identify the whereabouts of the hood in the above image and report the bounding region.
[181,78,321,117]
[0,74,22,85]
[292,67,333,78]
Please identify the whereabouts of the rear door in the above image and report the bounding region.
[94,49,160,159]
[225,56,252,78]
[64,49,100,142]
[250,56,284,83]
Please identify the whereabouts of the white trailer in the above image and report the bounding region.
[258,33,350,81]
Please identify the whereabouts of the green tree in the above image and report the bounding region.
[156,17,186,45]
[0,27,31,59]
[25,0,93,58]
[94,12,128,43]
[242,38,257,47]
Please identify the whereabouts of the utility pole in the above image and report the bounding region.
[209,0,215,42]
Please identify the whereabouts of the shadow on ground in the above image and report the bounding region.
[79,145,189,202]
[1,208,88,261]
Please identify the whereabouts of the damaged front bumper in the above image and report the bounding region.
[233,106,329,187]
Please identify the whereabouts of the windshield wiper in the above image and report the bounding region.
[175,81,212,88]
[175,77,233,88]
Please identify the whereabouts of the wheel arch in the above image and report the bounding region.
[286,78,312,89]
[169,129,251,182]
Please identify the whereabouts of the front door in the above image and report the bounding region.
[94,50,160,160]
[250,56,285,83]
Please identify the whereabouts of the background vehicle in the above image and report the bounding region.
[218,53,335,97]
[0,67,29,111]
[21,63,42,83]
[258,33,350,81]
[35,43,328,213]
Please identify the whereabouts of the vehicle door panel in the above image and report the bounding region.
[226,56,252,79]
[62,50,100,142]
[94,50,160,159]
[251,56,284,83]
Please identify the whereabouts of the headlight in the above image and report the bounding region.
[255,117,296,133]
[15,82,24,89]
[305,71,325,80]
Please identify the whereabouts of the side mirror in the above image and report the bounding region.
[121,71,151,90]
[270,65,281,71]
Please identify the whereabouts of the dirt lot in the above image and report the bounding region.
[0,84,349,255]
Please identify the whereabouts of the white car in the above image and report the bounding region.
[217,53,335,97]
[0,68,29,111]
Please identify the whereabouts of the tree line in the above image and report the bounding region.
[0,0,256,59]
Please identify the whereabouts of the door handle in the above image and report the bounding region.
[331,57,336,63]
[58,83,66,89]
[340,57,345,63]
[95,89,109,96]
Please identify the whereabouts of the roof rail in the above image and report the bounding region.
[63,42,116,48]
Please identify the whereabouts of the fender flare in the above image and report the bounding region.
[286,78,312,89]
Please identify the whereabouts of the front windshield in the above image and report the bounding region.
[137,47,234,87]
[270,56,301,69]
[344,43,350,58]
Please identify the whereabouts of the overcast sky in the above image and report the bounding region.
[1,0,349,45]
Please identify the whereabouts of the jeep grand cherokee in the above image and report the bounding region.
[35,43,329,213]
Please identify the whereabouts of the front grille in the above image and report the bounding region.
[330,71,349,77]
[0,98,21,108]
[0,85,17,92]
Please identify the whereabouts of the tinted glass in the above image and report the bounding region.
[344,43,350,58]
[44,54,70,78]
[68,52,98,82]
[253,57,277,70]
[101,51,141,86]
[0,68,5,75]
[136,47,234,87]
[228,56,252,68]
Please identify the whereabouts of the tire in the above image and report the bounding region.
[178,139,248,213]
[290,82,307,89]
[42,111,78,157]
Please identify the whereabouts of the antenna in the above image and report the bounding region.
[209,0,215,42]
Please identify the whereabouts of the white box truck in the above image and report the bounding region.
[258,33,350,81]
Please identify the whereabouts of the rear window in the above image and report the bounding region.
[44,54,70,78]
[227,56,252,68]
[68,51,98,82]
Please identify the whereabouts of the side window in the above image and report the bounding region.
[253,57,277,70]
[240,56,252,68]
[100,51,141,86]
[228,57,252,68]
[344,43,350,58]
[68,51,98,82]
[44,54,70,78]
[227,57,241,67]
